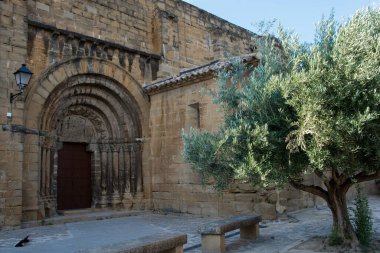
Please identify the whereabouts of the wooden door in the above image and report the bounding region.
[57,143,92,210]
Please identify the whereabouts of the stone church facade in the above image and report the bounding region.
[1,0,329,228]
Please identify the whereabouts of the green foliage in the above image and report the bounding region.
[351,187,373,247]
[182,8,380,191]
[329,226,343,246]
[285,10,380,176]
[182,129,234,189]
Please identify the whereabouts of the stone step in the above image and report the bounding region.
[21,209,148,229]
[57,208,111,216]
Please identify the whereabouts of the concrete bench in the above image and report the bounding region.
[198,214,262,253]
[81,233,187,253]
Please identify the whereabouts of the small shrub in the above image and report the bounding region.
[329,226,343,246]
[351,187,373,247]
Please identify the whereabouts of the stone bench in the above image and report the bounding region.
[198,214,262,253]
[81,233,187,253]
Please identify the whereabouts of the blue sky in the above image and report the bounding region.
[182,0,380,43]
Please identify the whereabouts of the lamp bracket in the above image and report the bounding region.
[10,92,23,104]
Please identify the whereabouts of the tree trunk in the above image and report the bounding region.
[325,183,358,245]
[290,178,359,245]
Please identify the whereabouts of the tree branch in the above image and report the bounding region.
[289,180,329,202]
[341,170,380,193]
[354,170,380,183]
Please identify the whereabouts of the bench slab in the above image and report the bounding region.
[80,233,187,253]
[199,214,261,253]
[198,214,262,235]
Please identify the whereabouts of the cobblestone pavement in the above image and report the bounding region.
[0,196,379,253]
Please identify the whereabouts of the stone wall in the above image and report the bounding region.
[151,0,257,76]
[0,0,29,228]
[3,0,374,228]
[0,0,258,227]
[26,0,256,79]
[148,75,323,219]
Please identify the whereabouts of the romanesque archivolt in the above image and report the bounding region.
[35,69,145,214]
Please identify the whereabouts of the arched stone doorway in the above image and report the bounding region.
[23,58,150,218]
[41,74,144,213]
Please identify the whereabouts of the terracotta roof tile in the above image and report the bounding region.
[143,53,260,94]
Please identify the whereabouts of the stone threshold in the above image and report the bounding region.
[21,209,148,229]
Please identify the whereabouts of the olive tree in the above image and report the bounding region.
[182,9,380,244]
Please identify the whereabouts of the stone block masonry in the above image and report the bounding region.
[0,0,29,228]
[147,77,320,218]
[0,0,354,228]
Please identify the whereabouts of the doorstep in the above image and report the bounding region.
[21,209,147,228]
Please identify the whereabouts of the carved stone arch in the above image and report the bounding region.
[24,57,149,129]
[56,105,109,141]
[45,93,122,140]
[23,57,149,217]
[41,75,141,140]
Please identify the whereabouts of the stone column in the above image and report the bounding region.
[47,147,57,216]
[40,135,57,217]
[40,147,47,197]
[123,144,132,207]
[45,148,51,196]
[133,143,143,193]
[91,145,101,207]
[99,143,108,207]
[111,143,121,206]
[130,143,137,195]
[124,144,131,193]
[118,145,125,197]
[107,144,113,205]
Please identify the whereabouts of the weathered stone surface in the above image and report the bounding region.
[198,214,262,235]
[254,202,277,220]
[82,233,187,253]
[0,0,346,228]
[199,214,261,253]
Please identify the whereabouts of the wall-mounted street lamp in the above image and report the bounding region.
[7,64,33,119]
[10,64,33,104]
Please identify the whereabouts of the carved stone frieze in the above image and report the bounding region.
[28,19,160,82]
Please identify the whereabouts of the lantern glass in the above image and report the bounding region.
[13,64,33,92]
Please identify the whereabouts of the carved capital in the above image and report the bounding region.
[98,142,110,152]
[42,134,57,149]
[110,143,121,152]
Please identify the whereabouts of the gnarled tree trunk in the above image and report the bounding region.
[290,175,359,245]
[325,182,358,244]
[291,169,380,245]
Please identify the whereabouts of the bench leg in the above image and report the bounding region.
[162,245,183,253]
[201,234,225,253]
[240,223,259,240]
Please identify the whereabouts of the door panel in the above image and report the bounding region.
[57,143,92,210]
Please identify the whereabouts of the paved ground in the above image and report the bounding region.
[0,196,379,253]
